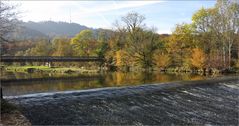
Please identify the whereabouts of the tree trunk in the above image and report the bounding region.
[223,46,226,68]
[238,43,239,59]
[228,44,231,69]
[1,87,3,99]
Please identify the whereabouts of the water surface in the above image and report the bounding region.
[1,71,221,96]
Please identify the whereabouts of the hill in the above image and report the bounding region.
[7,21,96,40]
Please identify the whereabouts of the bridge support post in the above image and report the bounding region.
[45,62,52,68]
[1,87,3,99]
[48,62,52,68]
[99,60,104,72]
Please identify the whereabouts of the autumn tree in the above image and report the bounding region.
[192,0,239,69]
[115,50,129,67]
[103,30,128,69]
[154,53,171,69]
[217,0,239,68]
[191,48,206,69]
[191,7,219,68]
[168,23,195,68]
[115,12,158,69]
[52,37,72,56]
[24,39,52,56]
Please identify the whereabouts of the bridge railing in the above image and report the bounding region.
[0,56,104,62]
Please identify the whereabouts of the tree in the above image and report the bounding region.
[168,23,194,67]
[52,37,72,56]
[115,12,158,69]
[24,39,52,56]
[191,48,206,69]
[115,50,128,67]
[96,30,109,58]
[154,53,171,69]
[0,1,18,56]
[71,30,98,56]
[216,0,239,68]
[192,0,239,69]
[191,7,220,68]
[0,1,18,42]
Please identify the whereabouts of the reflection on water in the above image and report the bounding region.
[1,71,221,96]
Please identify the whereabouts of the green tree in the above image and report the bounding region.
[71,30,98,56]
[96,30,109,58]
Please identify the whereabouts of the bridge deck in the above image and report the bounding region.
[0,56,104,62]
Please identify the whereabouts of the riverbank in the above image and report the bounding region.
[3,65,100,74]
[6,76,239,125]
[1,99,31,126]
[162,67,239,74]
[3,65,239,75]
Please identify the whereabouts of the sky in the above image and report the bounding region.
[11,0,216,34]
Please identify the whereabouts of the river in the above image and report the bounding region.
[1,71,239,125]
[1,71,218,96]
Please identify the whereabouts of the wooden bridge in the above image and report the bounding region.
[0,56,104,62]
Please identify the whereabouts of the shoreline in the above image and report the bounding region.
[3,65,100,74]
[3,65,239,74]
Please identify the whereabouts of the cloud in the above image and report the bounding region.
[71,1,164,28]
[73,1,164,14]
[14,1,164,24]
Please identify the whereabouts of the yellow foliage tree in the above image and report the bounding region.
[191,48,206,68]
[154,53,171,68]
[115,50,128,67]
[235,60,239,68]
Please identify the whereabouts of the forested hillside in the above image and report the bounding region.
[6,21,95,40]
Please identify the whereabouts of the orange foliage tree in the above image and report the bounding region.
[191,48,206,69]
[115,50,129,67]
[154,53,171,69]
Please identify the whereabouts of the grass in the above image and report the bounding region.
[4,65,99,73]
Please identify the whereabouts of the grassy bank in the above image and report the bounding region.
[4,65,100,74]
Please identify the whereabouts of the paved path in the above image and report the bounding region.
[7,77,239,125]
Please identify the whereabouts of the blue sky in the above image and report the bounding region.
[13,0,216,34]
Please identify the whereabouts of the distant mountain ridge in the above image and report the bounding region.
[23,21,94,37]
[7,21,96,40]
[7,21,169,41]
